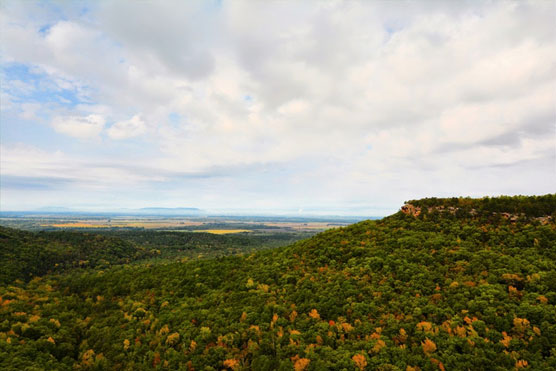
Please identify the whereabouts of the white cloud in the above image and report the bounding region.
[51,114,105,138]
[107,115,146,139]
[0,0,554,211]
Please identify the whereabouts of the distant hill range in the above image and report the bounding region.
[0,207,204,217]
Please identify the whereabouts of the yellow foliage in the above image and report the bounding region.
[455,326,467,337]
[308,309,320,320]
[293,358,311,371]
[257,283,270,292]
[49,318,61,327]
[513,318,530,333]
[223,359,240,370]
[82,349,95,366]
[123,339,130,350]
[502,273,522,282]
[341,322,354,332]
[290,329,301,336]
[159,324,170,336]
[240,312,247,322]
[416,321,436,335]
[533,326,541,336]
[372,339,386,353]
[449,281,459,288]
[352,353,367,370]
[290,310,298,322]
[406,367,420,371]
[165,332,180,345]
[189,340,197,351]
[421,338,437,355]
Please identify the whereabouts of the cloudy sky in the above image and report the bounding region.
[1,1,554,215]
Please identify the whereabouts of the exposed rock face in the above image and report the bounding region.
[401,204,421,216]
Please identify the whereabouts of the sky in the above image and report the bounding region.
[1,0,555,216]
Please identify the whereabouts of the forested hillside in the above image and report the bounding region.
[0,195,555,370]
[0,227,151,284]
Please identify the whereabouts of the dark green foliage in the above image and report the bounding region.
[99,230,310,260]
[0,227,151,284]
[407,194,556,218]
[1,195,555,370]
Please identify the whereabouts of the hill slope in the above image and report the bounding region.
[0,227,151,284]
[0,195,555,370]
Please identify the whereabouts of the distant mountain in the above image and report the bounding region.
[0,206,204,217]
[134,207,203,216]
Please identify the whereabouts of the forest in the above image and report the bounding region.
[0,195,555,370]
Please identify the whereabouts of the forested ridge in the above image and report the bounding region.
[0,195,555,370]
[0,227,151,284]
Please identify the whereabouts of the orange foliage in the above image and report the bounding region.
[308,309,320,320]
[430,358,445,371]
[430,293,442,303]
[223,359,240,370]
[293,357,311,371]
[515,360,528,368]
[152,352,161,368]
[533,326,541,336]
[370,332,381,340]
[372,339,386,353]
[82,349,95,366]
[508,285,522,298]
[290,310,298,322]
[513,318,530,333]
[341,322,354,332]
[537,295,548,304]
[500,332,512,348]
[240,312,247,322]
[502,273,523,282]
[421,338,437,355]
[394,328,408,344]
[352,353,367,370]
[406,367,420,371]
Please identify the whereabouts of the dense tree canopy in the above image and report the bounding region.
[0,195,555,370]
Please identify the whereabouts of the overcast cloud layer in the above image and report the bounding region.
[1,0,555,215]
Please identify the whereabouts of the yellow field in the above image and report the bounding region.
[195,229,250,234]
